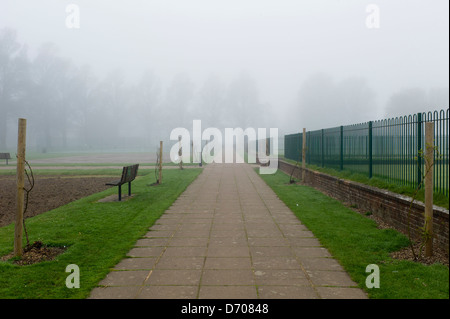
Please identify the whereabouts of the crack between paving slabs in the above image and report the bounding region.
[243,164,323,299]
[133,214,184,298]
[235,165,260,298]
[195,166,217,299]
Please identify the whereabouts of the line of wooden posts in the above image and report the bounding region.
[299,124,435,257]
[12,119,436,258]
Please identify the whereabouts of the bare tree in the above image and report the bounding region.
[194,74,225,129]
[162,72,195,130]
[131,69,161,145]
[83,68,130,148]
[294,73,377,130]
[385,87,428,118]
[0,28,29,149]
[67,65,98,149]
[28,42,72,151]
[225,72,262,129]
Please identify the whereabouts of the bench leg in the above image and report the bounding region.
[128,182,131,196]
[118,185,122,201]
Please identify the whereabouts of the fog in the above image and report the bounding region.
[0,0,448,152]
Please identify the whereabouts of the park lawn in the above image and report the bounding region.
[18,162,202,167]
[0,168,155,177]
[0,168,202,299]
[258,169,449,299]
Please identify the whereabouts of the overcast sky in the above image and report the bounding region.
[1,0,448,131]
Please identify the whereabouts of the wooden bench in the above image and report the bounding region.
[106,164,139,201]
[0,153,12,165]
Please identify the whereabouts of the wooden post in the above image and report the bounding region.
[302,128,306,181]
[178,136,183,170]
[159,141,163,184]
[199,139,203,167]
[14,118,27,257]
[424,121,434,257]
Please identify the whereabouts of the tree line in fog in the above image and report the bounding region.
[0,28,274,152]
[1,28,448,152]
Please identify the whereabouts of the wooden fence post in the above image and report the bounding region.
[339,126,344,171]
[159,141,163,184]
[178,136,183,170]
[368,121,373,178]
[302,128,306,181]
[14,118,27,257]
[424,121,434,257]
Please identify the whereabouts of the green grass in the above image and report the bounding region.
[0,161,204,168]
[0,169,202,299]
[0,167,203,181]
[0,168,155,177]
[18,162,203,167]
[2,162,156,167]
[258,169,449,299]
[282,157,449,210]
[0,149,206,167]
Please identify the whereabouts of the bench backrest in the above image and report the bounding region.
[120,164,139,183]
[0,153,11,159]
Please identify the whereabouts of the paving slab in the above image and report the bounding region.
[88,163,368,299]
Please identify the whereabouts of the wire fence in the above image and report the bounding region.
[284,109,449,197]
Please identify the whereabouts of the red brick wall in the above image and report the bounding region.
[278,160,449,252]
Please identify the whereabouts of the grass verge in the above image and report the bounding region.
[0,168,157,177]
[281,158,449,210]
[258,169,449,299]
[0,168,202,299]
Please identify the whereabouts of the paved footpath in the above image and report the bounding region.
[89,163,368,299]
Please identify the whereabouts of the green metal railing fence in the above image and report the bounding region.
[284,109,449,197]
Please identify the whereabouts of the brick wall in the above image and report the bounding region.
[278,160,449,252]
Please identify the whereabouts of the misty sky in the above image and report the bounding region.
[1,0,449,132]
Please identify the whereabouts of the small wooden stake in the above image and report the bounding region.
[424,122,434,257]
[178,136,183,170]
[14,118,27,257]
[159,141,163,184]
[302,128,306,181]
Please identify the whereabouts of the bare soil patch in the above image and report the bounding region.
[390,242,449,267]
[0,175,113,228]
[1,241,67,265]
[1,174,114,265]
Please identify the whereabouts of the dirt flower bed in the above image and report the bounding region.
[0,174,113,265]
